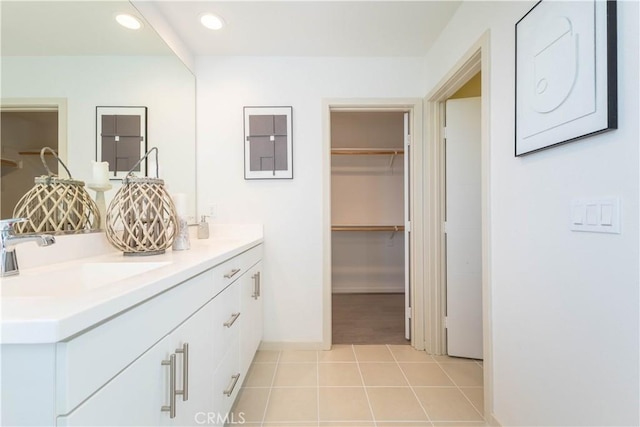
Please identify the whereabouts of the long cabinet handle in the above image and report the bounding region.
[175,343,189,401]
[224,268,241,279]
[251,273,259,300]
[257,271,261,297]
[223,312,241,328]
[161,354,177,419]
[223,373,241,397]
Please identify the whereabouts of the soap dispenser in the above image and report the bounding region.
[197,215,210,239]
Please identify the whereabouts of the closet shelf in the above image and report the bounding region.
[18,150,57,156]
[1,157,22,168]
[331,148,404,156]
[331,148,404,168]
[332,225,405,232]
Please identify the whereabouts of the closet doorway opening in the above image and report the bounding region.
[0,98,67,220]
[329,108,413,346]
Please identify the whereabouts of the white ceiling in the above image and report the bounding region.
[155,1,462,57]
[1,1,171,56]
[1,1,461,58]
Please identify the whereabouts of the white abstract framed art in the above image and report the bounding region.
[96,106,148,179]
[515,0,617,156]
[243,106,293,179]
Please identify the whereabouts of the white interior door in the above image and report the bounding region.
[403,112,411,340]
[445,97,482,359]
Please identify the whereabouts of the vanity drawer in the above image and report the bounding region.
[212,336,241,425]
[212,245,262,296]
[55,269,215,416]
[210,279,240,371]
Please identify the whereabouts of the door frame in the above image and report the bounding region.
[0,98,68,163]
[424,31,495,423]
[322,98,425,350]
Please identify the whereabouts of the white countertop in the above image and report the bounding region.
[1,228,263,344]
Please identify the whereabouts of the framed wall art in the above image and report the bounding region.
[96,106,148,179]
[515,0,617,156]
[244,106,293,179]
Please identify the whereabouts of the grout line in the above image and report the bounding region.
[246,384,467,389]
[433,357,485,421]
[259,351,281,426]
[352,344,378,427]
[389,344,433,426]
[458,386,485,421]
[316,350,320,427]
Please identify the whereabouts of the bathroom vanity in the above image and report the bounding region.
[1,229,263,426]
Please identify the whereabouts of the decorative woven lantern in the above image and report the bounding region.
[105,148,178,256]
[13,147,100,233]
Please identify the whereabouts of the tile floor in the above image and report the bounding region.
[230,345,485,427]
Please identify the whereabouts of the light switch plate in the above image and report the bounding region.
[571,197,620,234]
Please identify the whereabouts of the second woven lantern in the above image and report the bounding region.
[105,148,178,255]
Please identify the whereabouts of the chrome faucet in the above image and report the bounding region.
[1,218,56,277]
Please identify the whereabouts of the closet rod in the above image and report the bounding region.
[331,225,405,232]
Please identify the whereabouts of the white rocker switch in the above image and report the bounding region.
[586,204,598,225]
[601,204,613,226]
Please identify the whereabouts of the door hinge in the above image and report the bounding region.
[405,136,411,147]
[443,127,448,139]
[407,307,412,319]
[406,221,411,233]
[443,221,448,234]
[444,316,448,329]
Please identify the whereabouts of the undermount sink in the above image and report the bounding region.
[1,261,170,298]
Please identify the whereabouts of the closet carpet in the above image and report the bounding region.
[332,293,408,345]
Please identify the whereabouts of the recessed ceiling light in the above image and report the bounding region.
[200,13,225,30]
[115,14,142,30]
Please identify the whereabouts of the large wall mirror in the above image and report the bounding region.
[0,1,197,229]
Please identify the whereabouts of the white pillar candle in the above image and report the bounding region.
[92,161,110,186]
[172,193,188,218]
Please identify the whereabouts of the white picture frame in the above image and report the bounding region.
[96,106,148,179]
[515,0,617,156]
[243,106,293,179]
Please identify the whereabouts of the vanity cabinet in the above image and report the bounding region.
[1,243,263,427]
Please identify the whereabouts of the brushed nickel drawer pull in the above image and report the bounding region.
[175,343,189,401]
[224,268,241,279]
[223,312,241,328]
[223,373,241,397]
[161,354,177,418]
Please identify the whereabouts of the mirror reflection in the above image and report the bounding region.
[0,1,197,231]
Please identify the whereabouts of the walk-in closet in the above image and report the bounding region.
[330,110,409,345]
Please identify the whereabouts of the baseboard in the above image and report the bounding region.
[332,287,404,294]
[259,341,325,351]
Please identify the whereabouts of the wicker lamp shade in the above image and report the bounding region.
[105,148,178,256]
[13,148,100,233]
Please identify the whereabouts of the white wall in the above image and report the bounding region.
[196,56,424,343]
[424,1,639,425]
[1,56,196,219]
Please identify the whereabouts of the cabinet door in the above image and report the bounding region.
[240,262,263,374]
[57,331,172,426]
[58,298,216,426]
[171,298,216,426]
